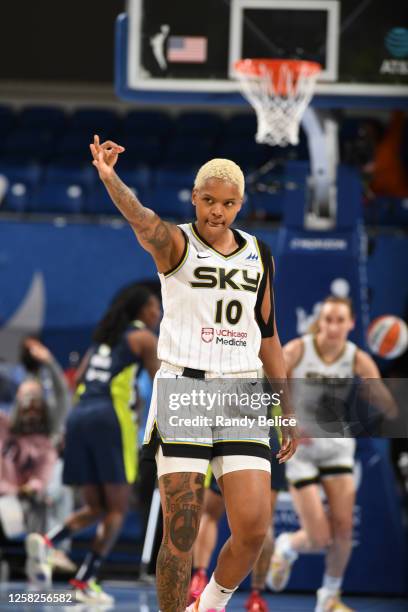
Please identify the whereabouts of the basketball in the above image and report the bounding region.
[367,315,408,359]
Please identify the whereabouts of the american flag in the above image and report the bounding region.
[167,36,207,63]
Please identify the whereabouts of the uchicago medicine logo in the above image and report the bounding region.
[201,327,214,343]
[201,327,247,346]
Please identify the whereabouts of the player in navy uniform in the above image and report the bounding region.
[26,284,160,604]
[88,136,298,612]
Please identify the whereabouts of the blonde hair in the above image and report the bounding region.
[309,295,355,335]
[194,158,245,197]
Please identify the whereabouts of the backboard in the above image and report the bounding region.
[116,0,408,107]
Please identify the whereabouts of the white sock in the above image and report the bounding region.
[321,574,342,595]
[276,533,298,562]
[198,574,236,611]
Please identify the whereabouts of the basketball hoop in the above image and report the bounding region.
[234,59,322,147]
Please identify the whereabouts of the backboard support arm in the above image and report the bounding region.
[301,107,338,230]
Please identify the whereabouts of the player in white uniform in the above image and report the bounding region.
[90,136,297,612]
[268,296,397,612]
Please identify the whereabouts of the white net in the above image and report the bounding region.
[235,60,321,147]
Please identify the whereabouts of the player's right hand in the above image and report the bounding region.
[277,419,299,463]
[90,134,125,181]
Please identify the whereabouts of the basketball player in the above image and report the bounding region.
[189,428,285,612]
[89,135,298,612]
[26,284,160,605]
[269,296,397,612]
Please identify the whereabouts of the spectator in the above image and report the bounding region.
[19,338,71,441]
[363,111,408,199]
[0,379,58,537]
[0,340,73,576]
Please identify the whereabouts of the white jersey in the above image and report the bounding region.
[286,334,357,482]
[291,333,357,435]
[157,223,273,374]
[292,334,357,379]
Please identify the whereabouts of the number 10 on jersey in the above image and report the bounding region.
[215,299,243,325]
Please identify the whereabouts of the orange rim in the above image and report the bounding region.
[234,58,322,78]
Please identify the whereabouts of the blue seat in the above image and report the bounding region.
[56,130,100,160]
[165,137,214,165]
[155,164,197,187]
[0,151,46,165]
[0,105,15,133]
[83,183,145,215]
[174,112,223,137]
[123,111,173,137]
[0,162,41,212]
[44,161,95,187]
[3,128,55,161]
[117,166,152,190]
[149,185,192,219]
[119,135,163,165]
[18,106,66,130]
[29,182,84,214]
[2,182,32,212]
[217,138,271,167]
[224,114,258,138]
[70,108,120,134]
[0,161,42,187]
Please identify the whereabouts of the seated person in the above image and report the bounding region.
[0,379,58,538]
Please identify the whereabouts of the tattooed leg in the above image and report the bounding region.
[157,472,205,612]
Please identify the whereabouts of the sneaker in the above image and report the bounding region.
[188,569,208,604]
[70,578,114,605]
[315,588,355,612]
[25,533,52,588]
[49,548,77,574]
[266,533,297,592]
[186,597,225,612]
[245,590,269,611]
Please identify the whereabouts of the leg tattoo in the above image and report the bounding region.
[157,473,204,612]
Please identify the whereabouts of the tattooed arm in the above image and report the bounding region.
[90,135,185,272]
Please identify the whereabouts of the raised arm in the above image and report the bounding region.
[24,339,70,436]
[90,135,185,272]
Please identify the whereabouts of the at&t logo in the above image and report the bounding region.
[380,27,408,75]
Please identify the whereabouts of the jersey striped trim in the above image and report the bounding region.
[319,465,354,475]
[163,231,189,278]
[159,437,212,448]
[312,335,348,365]
[110,364,137,484]
[213,438,270,446]
[290,475,320,489]
[190,223,247,260]
[254,237,264,274]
